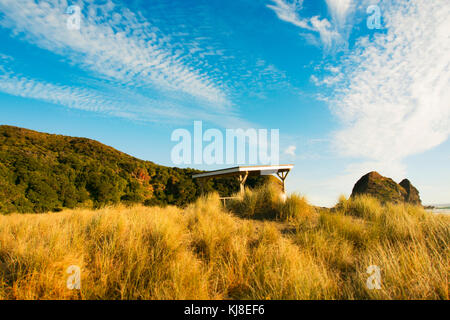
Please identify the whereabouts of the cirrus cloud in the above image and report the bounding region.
[0,0,229,107]
[267,0,356,51]
[329,0,450,163]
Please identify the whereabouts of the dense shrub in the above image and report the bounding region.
[226,183,316,225]
[0,125,270,213]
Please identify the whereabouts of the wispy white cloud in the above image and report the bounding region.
[267,0,351,51]
[325,0,354,30]
[0,71,178,121]
[0,0,229,107]
[284,145,296,156]
[0,0,296,126]
[0,73,118,114]
[309,16,341,51]
[331,0,450,161]
[313,0,450,197]
[0,53,14,62]
[310,72,342,87]
[267,0,310,30]
[0,67,253,127]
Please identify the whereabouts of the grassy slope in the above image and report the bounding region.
[0,185,448,300]
[0,125,269,213]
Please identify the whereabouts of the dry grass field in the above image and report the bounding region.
[0,184,448,300]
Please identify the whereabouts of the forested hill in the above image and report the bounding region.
[0,125,269,213]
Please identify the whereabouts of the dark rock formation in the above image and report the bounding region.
[399,179,422,205]
[351,171,422,205]
[351,171,406,204]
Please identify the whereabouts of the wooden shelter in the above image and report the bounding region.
[192,165,294,200]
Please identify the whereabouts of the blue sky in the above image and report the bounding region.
[0,0,449,206]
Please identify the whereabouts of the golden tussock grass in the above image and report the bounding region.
[0,188,448,300]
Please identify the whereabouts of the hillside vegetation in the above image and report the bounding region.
[0,185,448,300]
[0,125,269,213]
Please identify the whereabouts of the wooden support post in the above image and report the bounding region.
[276,170,290,194]
[238,171,249,195]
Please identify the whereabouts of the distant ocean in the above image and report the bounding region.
[426,204,450,215]
[429,208,450,215]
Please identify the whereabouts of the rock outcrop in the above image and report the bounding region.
[351,171,422,205]
[399,179,422,205]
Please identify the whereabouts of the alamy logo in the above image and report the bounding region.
[66,5,81,30]
[66,265,81,290]
[366,5,382,30]
[366,265,381,289]
[171,121,279,165]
